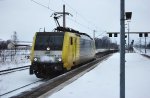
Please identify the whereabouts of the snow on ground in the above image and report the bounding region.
[0,70,43,98]
[48,53,150,98]
[134,47,150,56]
[126,53,150,98]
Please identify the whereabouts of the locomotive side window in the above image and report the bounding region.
[70,37,73,45]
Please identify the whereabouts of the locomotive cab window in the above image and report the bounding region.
[34,33,64,50]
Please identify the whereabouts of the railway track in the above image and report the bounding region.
[12,51,115,98]
[0,79,44,97]
[141,54,150,59]
[0,50,118,98]
[0,65,29,75]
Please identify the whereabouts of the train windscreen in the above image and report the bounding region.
[34,33,64,50]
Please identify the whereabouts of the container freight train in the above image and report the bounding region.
[30,27,95,78]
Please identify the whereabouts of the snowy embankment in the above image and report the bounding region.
[0,50,30,70]
[48,53,150,98]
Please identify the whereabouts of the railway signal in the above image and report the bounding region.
[139,33,148,37]
[139,33,149,53]
[108,33,118,37]
[125,12,132,20]
[139,33,143,37]
[144,33,148,37]
[114,33,118,37]
[109,33,112,37]
[107,32,149,54]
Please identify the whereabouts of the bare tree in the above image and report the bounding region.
[11,31,19,55]
[95,36,118,49]
[11,31,18,45]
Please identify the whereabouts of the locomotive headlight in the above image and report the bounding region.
[58,58,62,62]
[56,57,62,62]
[34,57,38,61]
[47,47,50,51]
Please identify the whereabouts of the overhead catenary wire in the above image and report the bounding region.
[31,0,95,29]
[30,0,106,36]
[61,0,106,35]
[30,0,93,31]
[61,0,96,27]
[31,0,55,12]
[67,17,94,32]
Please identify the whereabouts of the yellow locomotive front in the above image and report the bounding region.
[30,29,95,78]
[30,32,65,78]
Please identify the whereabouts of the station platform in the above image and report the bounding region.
[48,52,150,98]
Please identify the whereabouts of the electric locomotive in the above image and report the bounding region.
[30,27,95,78]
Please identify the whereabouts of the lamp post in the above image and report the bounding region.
[120,6,132,98]
[120,1,125,98]
[144,33,148,54]
[127,21,130,52]
[125,12,132,52]
[140,37,141,53]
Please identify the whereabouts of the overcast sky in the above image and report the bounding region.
[0,0,150,43]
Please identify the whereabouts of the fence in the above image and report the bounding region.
[0,48,30,63]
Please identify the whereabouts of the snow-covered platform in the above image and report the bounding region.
[48,53,150,98]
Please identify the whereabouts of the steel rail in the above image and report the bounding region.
[0,65,30,75]
[141,54,150,59]
[0,79,44,97]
